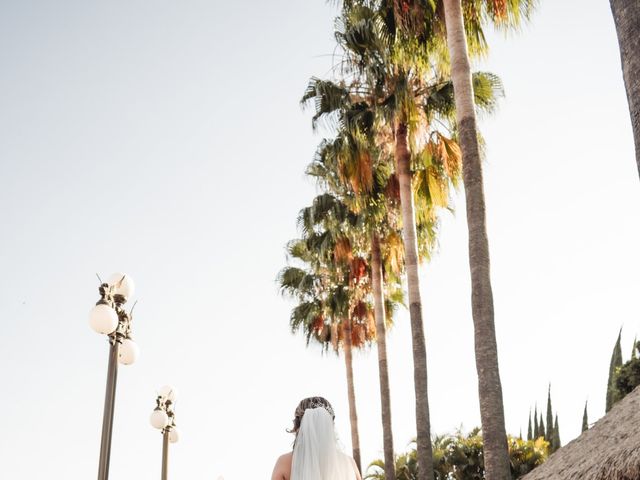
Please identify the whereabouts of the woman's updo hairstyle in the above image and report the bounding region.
[288,396,335,433]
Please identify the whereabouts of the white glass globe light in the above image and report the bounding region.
[159,385,177,402]
[118,339,139,365]
[150,409,169,430]
[89,304,118,334]
[169,427,180,443]
[107,272,135,299]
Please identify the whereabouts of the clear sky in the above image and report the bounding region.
[0,0,638,478]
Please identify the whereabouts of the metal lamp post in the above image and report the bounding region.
[150,386,179,480]
[89,273,140,480]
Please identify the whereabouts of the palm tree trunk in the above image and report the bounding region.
[442,1,510,479]
[395,119,434,480]
[343,316,362,474]
[371,232,396,480]
[610,0,640,179]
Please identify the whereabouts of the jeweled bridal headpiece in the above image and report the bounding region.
[307,401,335,418]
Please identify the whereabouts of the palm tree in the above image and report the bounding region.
[331,5,503,479]
[301,107,444,480]
[303,140,401,478]
[279,220,371,472]
[332,8,445,478]
[301,7,502,477]
[609,0,640,179]
[302,81,400,480]
[433,1,534,478]
[284,181,412,475]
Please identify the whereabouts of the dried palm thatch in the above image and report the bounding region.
[522,385,640,480]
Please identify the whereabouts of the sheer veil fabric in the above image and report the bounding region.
[290,408,356,480]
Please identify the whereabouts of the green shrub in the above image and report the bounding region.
[365,430,548,480]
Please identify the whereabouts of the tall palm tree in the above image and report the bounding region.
[304,141,401,478]
[302,80,400,480]
[285,184,411,475]
[279,220,371,472]
[432,1,534,478]
[334,8,443,478]
[331,5,502,479]
[303,105,444,480]
[301,7,502,477]
[609,0,640,179]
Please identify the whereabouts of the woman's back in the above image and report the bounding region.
[271,451,360,480]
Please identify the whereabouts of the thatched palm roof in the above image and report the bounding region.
[522,385,640,480]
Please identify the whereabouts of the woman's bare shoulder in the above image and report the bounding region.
[271,452,293,480]
[278,452,293,463]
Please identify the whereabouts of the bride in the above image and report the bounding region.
[271,397,362,480]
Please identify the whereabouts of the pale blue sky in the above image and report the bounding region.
[0,0,639,479]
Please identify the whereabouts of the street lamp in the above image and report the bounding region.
[89,272,139,480]
[150,385,179,480]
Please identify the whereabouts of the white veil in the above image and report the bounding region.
[291,408,356,480]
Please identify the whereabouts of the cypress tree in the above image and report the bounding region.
[582,401,589,432]
[552,414,561,452]
[632,336,638,359]
[538,413,545,441]
[606,329,623,412]
[533,405,539,438]
[527,410,532,441]
[546,385,553,441]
